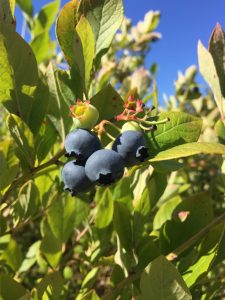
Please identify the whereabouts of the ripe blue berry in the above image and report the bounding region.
[112,130,149,167]
[85,149,124,185]
[65,129,101,162]
[62,160,94,195]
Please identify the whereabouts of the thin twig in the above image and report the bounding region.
[166,212,225,261]
[1,148,65,205]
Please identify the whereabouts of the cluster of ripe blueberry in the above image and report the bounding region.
[62,128,149,195]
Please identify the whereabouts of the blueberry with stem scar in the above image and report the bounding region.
[64,129,101,162]
[85,149,124,185]
[112,130,149,167]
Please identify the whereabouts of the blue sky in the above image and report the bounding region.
[16,0,225,101]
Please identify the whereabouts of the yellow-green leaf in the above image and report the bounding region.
[78,0,124,58]
[0,24,38,120]
[198,40,225,117]
[76,16,95,94]
[146,111,202,152]
[7,114,35,169]
[149,142,225,162]
[140,255,191,300]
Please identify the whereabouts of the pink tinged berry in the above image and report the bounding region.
[70,100,99,129]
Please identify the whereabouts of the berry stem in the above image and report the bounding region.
[94,120,121,138]
[139,123,157,131]
[104,131,116,141]
[137,117,170,126]
[102,120,121,133]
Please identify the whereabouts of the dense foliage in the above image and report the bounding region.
[0,0,225,299]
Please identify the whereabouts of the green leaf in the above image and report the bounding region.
[113,201,132,252]
[81,267,99,290]
[183,223,225,287]
[19,241,41,273]
[133,171,167,245]
[0,0,15,25]
[73,197,90,227]
[34,167,58,204]
[0,274,27,300]
[0,212,7,236]
[149,142,225,162]
[56,0,87,97]
[198,40,225,117]
[0,24,38,120]
[151,159,184,173]
[95,188,114,229]
[16,0,33,18]
[209,23,225,99]
[153,196,182,230]
[32,0,60,37]
[112,176,133,208]
[215,119,225,144]
[34,272,63,300]
[135,236,160,271]
[78,0,124,59]
[40,217,62,268]
[1,239,23,271]
[76,16,95,95]
[159,192,214,254]
[28,77,50,136]
[90,84,124,121]
[56,0,79,67]
[35,121,57,163]
[46,195,77,244]
[145,112,202,153]
[0,139,19,191]
[57,9,94,95]
[77,290,100,300]
[140,255,191,300]
[7,114,35,169]
[15,181,40,221]
[30,32,56,64]
[47,62,73,140]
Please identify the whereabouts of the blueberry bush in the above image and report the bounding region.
[1,0,225,299]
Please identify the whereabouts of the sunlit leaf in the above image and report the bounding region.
[7,114,35,169]
[149,142,225,162]
[90,84,124,121]
[198,40,225,117]
[113,201,132,252]
[146,111,202,153]
[95,188,113,229]
[16,0,33,18]
[78,0,124,61]
[1,239,23,271]
[0,24,38,121]
[140,255,191,300]
[183,223,225,287]
[34,272,63,300]
[76,16,95,95]
[209,23,225,100]
[32,0,60,37]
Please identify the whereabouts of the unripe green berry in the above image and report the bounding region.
[121,121,142,132]
[63,266,73,280]
[70,100,99,129]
